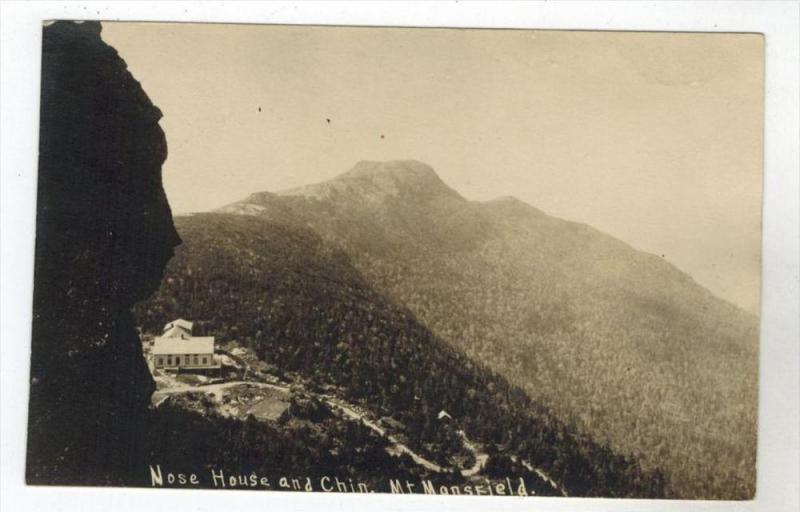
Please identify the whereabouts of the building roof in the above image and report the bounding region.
[163,325,190,338]
[152,336,214,355]
[163,318,193,333]
[437,410,453,420]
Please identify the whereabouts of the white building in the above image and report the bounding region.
[152,319,217,370]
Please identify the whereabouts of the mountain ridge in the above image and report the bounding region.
[210,159,758,499]
[221,160,745,316]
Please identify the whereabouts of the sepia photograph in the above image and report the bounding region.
[2,4,797,512]
[21,19,767,501]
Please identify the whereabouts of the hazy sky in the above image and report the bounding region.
[101,23,763,313]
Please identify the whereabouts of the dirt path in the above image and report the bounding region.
[321,395,444,473]
[151,359,565,494]
[512,455,567,497]
[455,429,565,495]
[151,379,288,407]
[154,378,446,474]
[457,431,489,477]
[321,393,563,495]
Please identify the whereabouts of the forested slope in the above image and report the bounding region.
[136,213,665,497]
[218,160,759,499]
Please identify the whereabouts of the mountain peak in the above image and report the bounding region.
[342,159,438,179]
[277,160,464,204]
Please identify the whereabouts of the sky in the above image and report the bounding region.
[101,23,764,314]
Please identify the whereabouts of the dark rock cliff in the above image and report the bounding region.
[26,21,180,485]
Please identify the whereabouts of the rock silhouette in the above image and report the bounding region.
[27,20,180,485]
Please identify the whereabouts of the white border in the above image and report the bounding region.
[2,2,798,512]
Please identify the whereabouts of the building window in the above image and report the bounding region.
[193,355,198,365]
[167,356,172,366]
[157,357,163,366]
[202,357,208,365]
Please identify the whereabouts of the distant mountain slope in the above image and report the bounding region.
[136,213,665,498]
[218,160,759,499]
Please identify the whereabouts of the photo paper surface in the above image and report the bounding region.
[26,20,763,500]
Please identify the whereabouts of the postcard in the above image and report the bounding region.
[26,20,763,500]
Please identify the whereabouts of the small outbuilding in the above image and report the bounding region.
[162,318,193,338]
[437,409,453,421]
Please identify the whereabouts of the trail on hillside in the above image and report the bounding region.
[147,341,566,495]
[152,374,565,495]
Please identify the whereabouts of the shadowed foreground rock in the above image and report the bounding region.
[27,20,180,485]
